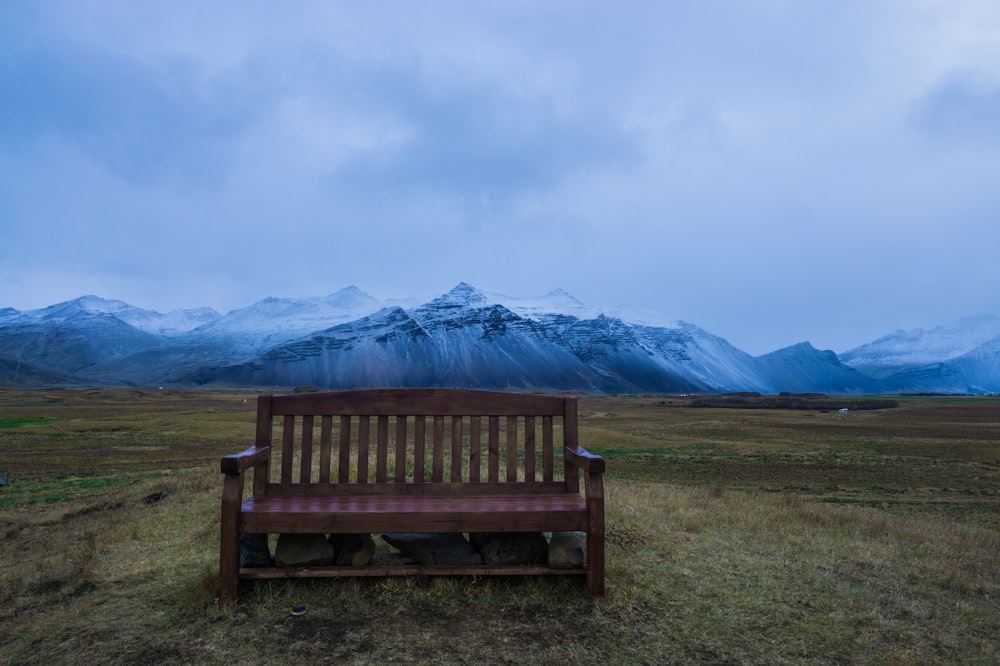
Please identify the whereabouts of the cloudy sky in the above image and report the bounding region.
[2,1,999,355]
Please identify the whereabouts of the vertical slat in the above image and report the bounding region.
[432,415,445,482]
[451,416,463,482]
[376,415,389,483]
[299,415,314,483]
[488,416,500,482]
[413,416,426,483]
[395,416,408,483]
[506,416,518,482]
[319,415,332,483]
[338,416,351,482]
[357,416,370,483]
[281,415,295,483]
[253,395,273,493]
[564,398,579,493]
[524,415,536,482]
[542,415,554,483]
[469,416,481,483]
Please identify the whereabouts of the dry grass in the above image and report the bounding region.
[0,390,997,664]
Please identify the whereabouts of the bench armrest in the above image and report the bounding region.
[220,445,271,476]
[564,446,605,475]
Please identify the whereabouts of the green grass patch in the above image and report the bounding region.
[0,417,56,428]
[0,471,176,506]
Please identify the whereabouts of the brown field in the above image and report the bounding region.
[1,389,997,664]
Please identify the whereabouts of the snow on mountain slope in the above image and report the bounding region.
[841,315,1000,377]
[188,286,383,354]
[492,287,603,321]
[5,295,220,336]
[629,322,769,392]
[491,286,684,330]
[868,334,1000,394]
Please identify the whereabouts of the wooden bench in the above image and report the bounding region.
[219,389,606,604]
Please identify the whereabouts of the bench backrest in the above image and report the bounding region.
[253,389,580,494]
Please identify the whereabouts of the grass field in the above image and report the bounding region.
[0,389,997,664]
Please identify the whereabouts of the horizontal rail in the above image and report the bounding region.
[269,389,572,417]
[239,564,585,579]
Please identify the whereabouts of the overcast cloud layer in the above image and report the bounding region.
[2,1,999,355]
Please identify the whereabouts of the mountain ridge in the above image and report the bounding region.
[1,284,997,393]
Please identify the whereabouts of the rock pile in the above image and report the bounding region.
[239,531,587,568]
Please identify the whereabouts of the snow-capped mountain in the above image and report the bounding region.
[840,316,1000,394]
[1,283,997,393]
[3,295,221,336]
[200,284,709,392]
[188,286,383,355]
[840,315,1000,376]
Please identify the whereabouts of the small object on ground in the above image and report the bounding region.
[290,605,307,617]
[141,490,169,504]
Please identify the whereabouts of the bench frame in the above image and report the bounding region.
[219,389,605,604]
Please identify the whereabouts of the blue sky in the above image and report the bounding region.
[2,1,999,355]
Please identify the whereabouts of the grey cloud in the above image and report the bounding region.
[322,59,640,206]
[912,74,1000,143]
[0,44,257,187]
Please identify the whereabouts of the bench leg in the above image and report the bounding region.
[219,475,243,605]
[587,505,606,599]
[219,523,240,605]
[586,545,605,599]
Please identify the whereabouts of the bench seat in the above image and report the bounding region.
[240,492,589,534]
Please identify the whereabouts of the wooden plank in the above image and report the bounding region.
[376,415,389,483]
[280,415,295,484]
[252,489,584,506]
[299,414,314,483]
[432,415,444,482]
[357,416,370,483]
[263,481,568,497]
[241,508,588,535]
[487,416,500,482]
[269,389,567,417]
[469,416,481,483]
[542,416,554,483]
[319,415,332,483]
[524,415,536,482]
[395,416,408,483]
[564,398,579,493]
[253,395,273,493]
[450,416,463,483]
[240,564,584,579]
[239,494,588,534]
[255,395,274,446]
[413,416,426,483]
[506,416,518,483]
[337,416,351,483]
